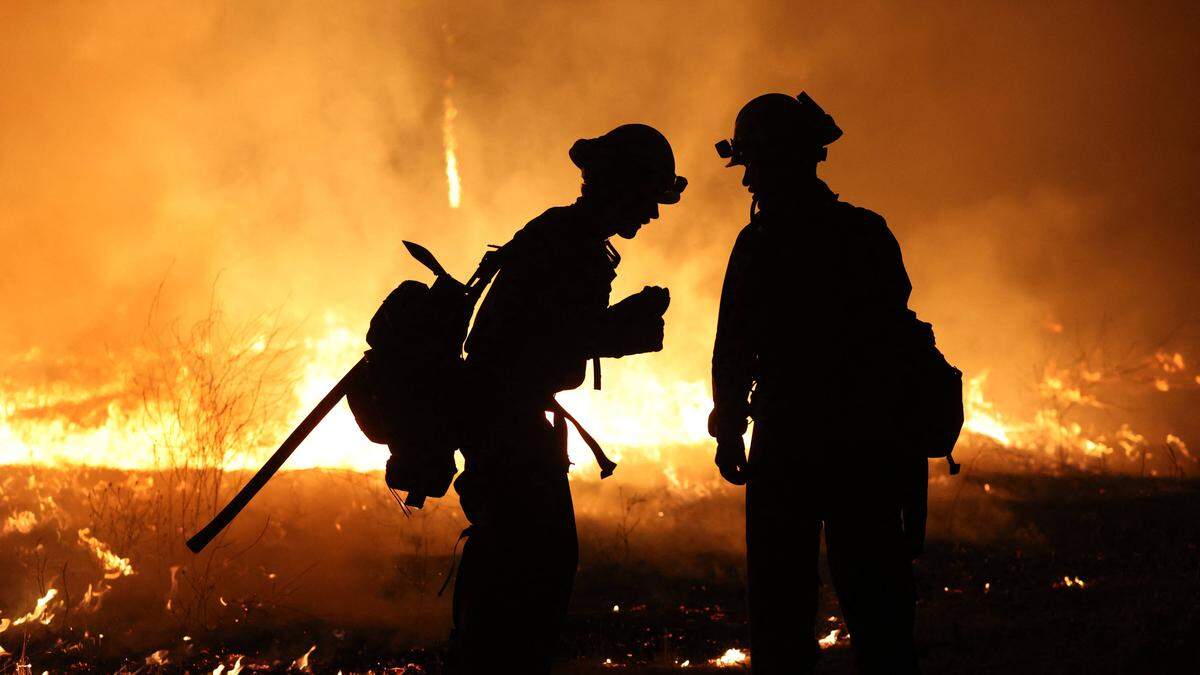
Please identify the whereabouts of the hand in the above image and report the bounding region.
[604,287,670,356]
[611,286,670,320]
[637,285,670,316]
[715,435,749,486]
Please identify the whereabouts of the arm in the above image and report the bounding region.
[872,213,912,312]
[709,227,758,485]
[855,207,911,314]
[709,226,758,441]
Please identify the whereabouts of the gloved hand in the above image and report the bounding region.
[601,286,670,356]
[715,435,749,486]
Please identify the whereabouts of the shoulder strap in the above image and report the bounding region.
[465,243,508,300]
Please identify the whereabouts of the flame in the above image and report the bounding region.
[711,647,748,667]
[77,528,135,579]
[3,510,37,534]
[166,565,181,611]
[557,365,711,470]
[290,644,316,672]
[818,628,841,649]
[1,307,1195,482]
[4,588,59,630]
[443,76,461,209]
[962,371,1011,445]
[1156,351,1186,373]
[959,362,1198,465]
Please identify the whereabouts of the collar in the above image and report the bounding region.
[754,179,839,219]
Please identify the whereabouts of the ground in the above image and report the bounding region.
[1,461,1197,673]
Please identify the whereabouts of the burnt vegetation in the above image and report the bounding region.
[2,310,1198,672]
[1,464,1198,673]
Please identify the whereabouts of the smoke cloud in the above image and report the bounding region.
[2,1,1198,441]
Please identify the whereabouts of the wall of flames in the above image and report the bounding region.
[1,1,1198,479]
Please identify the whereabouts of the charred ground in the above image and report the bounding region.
[1,453,1198,674]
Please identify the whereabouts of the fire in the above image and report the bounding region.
[959,360,1200,470]
[818,628,841,649]
[962,371,1012,445]
[711,647,748,667]
[213,656,244,675]
[77,528,135,579]
[290,644,316,672]
[2,319,1195,483]
[443,76,462,209]
[556,364,712,470]
[3,588,59,630]
[3,510,37,534]
[166,565,181,611]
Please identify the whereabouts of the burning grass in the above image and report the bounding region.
[1,459,1198,673]
[2,302,1198,671]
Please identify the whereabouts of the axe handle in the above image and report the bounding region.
[186,358,365,553]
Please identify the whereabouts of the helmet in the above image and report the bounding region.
[570,123,688,204]
[715,91,842,167]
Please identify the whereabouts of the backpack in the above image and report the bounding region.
[345,240,618,508]
[345,241,503,508]
[896,311,963,475]
[894,311,963,557]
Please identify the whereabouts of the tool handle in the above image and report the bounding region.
[186,359,365,553]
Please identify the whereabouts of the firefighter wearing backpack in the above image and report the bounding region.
[449,123,685,674]
[709,93,922,674]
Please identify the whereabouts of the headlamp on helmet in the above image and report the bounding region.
[715,90,842,167]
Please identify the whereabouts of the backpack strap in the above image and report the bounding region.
[465,243,507,300]
[547,398,616,478]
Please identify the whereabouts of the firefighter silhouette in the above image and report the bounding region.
[710,93,921,674]
[449,124,684,674]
